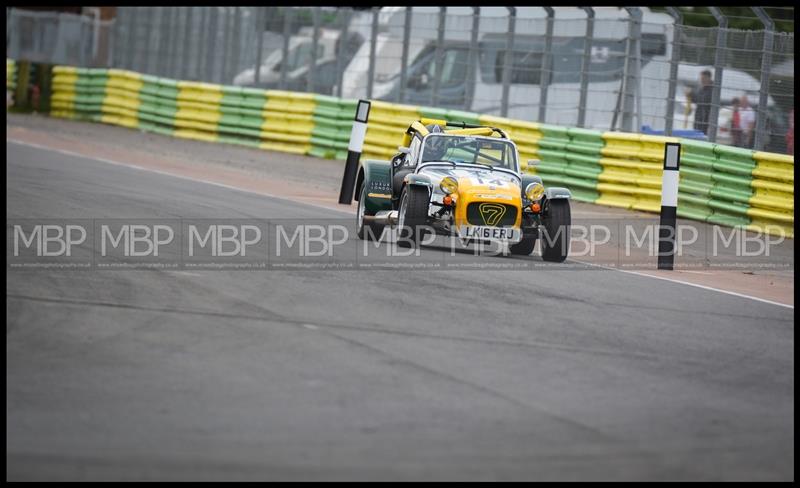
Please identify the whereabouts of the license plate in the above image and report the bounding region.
[458,226,521,243]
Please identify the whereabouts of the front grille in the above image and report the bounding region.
[466,202,517,227]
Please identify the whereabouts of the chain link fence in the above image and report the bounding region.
[7,6,795,154]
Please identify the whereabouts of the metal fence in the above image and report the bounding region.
[6,8,115,68]
[6,6,795,154]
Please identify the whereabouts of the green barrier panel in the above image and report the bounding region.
[221,85,268,117]
[679,141,716,172]
[680,138,716,156]
[679,177,714,197]
[677,192,713,221]
[680,165,714,180]
[216,123,263,140]
[706,212,751,228]
[566,127,604,155]
[680,154,716,172]
[219,104,263,119]
[712,159,755,177]
[419,106,448,121]
[538,138,568,151]
[139,90,177,107]
[709,186,752,205]
[707,199,751,216]
[540,124,569,140]
[309,94,357,159]
[137,76,177,133]
[313,95,343,119]
[218,114,264,132]
[446,109,481,125]
[711,171,753,191]
[563,165,602,181]
[537,148,568,166]
[713,144,756,178]
[565,152,602,167]
[560,176,600,202]
[138,109,179,127]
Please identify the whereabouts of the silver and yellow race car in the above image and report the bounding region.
[354,119,572,261]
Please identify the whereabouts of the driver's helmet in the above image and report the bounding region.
[423,124,447,161]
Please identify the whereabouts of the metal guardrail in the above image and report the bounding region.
[6,7,795,155]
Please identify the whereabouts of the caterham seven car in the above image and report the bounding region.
[354,119,572,261]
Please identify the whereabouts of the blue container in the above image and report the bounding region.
[641,125,708,141]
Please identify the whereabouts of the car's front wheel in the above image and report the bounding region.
[541,199,571,262]
[356,185,385,241]
[396,185,429,248]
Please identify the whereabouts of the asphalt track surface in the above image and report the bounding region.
[6,141,794,480]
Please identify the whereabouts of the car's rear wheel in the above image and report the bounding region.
[397,185,429,248]
[356,185,385,241]
[541,199,571,262]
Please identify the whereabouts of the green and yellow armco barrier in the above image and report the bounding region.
[7,58,16,91]
[39,64,795,238]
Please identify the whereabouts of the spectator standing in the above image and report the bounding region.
[686,70,714,135]
[739,95,756,149]
[730,97,743,147]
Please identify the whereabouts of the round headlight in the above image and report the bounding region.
[525,182,545,202]
[440,176,459,195]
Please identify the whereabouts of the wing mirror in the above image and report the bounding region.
[397,146,411,154]
[527,159,540,167]
[408,73,429,90]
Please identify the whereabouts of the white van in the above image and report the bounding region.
[342,7,675,132]
[233,27,363,94]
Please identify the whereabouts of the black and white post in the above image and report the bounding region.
[658,142,681,270]
[338,99,371,205]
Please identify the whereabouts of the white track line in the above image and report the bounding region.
[573,260,794,309]
[9,138,793,309]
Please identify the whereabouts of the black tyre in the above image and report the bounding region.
[356,185,385,241]
[509,235,537,256]
[541,199,571,262]
[396,185,429,248]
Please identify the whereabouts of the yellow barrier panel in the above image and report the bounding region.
[259,141,310,155]
[50,91,76,109]
[752,151,794,183]
[639,134,680,161]
[106,70,143,93]
[748,151,794,236]
[600,132,641,159]
[177,86,223,107]
[596,133,672,212]
[52,73,79,90]
[261,112,314,136]
[174,128,218,142]
[264,90,315,115]
[363,101,420,161]
[52,66,79,75]
[101,70,142,128]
